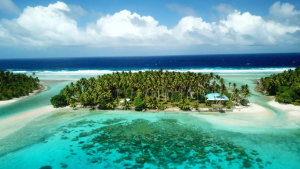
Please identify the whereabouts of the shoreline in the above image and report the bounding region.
[190,103,275,132]
[1,98,300,140]
[0,105,68,140]
[0,103,271,139]
[268,99,300,122]
[0,82,47,107]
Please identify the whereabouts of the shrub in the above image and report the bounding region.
[178,100,190,110]
[225,101,235,108]
[206,101,212,106]
[158,102,165,110]
[276,92,293,104]
[98,99,107,108]
[51,95,67,108]
[193,103,199,110]
[133,97,146,108]
[240,99,249,106]
[292,100,300,106]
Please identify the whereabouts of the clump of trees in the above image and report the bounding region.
[51,69,249,110]
[50,94,68,108]
[258,67,300,105]
[0,70,40,100]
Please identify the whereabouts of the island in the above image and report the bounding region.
[51,69,250,111]
[257,67,300,105]
[0,70,41,102]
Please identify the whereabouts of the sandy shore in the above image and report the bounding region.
[0,83,46,107]
[1,100,298,139]
[0,105,67,140]
[190,103,275,132]
[268,100,300,121]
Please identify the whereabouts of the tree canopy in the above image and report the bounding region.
[51,69,249,109]
[0,70,40,101]
[50,94,68,108]
[258,67,300,105]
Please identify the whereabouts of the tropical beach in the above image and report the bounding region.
[1,0,300,168]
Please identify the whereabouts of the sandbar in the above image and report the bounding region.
[0,105,66,139]
[268,100,300,121]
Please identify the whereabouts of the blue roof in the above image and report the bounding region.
[206,93,229,100]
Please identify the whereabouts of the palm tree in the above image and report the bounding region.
[123,99,131,110]
[70,99,77,110]
[52,68,255,109]
[106,102,115,109]
[147,96,157,109]
[178,99,190,110]
[193,85,200,105]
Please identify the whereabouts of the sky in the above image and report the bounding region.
[0,0,300,58]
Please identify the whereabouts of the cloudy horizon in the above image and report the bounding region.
[0,0,299,57]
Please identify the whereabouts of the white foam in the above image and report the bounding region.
[12,67,295,80]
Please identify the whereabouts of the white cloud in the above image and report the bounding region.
[89,10,104,19]
[167,3,197,16]
[269,1,300,25]
[213,4,234,19]
[67,5,88,19]
[0,1,299,48]
[0,0,19,15]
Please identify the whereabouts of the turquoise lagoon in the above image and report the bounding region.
[0,69,300,169]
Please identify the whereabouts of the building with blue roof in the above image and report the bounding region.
[206,93,229,101]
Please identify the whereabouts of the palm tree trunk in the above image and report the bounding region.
[197,91,199,105]
[145,88,148,97]
[181,88,182,100]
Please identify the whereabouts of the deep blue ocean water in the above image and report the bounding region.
[0,53,300,71]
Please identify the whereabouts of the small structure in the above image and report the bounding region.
[120,98,130,103]
[206,93,229,101]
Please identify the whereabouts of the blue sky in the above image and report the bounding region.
[0,0,300,58]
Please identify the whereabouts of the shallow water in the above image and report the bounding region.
[0,81,72,118]
[222,75,289,124]
[0,71,300,169]
[0,110,299,169]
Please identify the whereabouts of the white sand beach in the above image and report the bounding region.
[190,103,275,132]
[231,103,274,118]
[268,100,300,121]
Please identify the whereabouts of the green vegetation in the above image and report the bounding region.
[133,97,146,109]
[258,67,300,105]
[50,94,68,108]
[0,70,40,101]
[51,69,250,110]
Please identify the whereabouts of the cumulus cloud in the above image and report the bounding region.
[0,1,299,48]
[0,0,19,15]
[269,1,300,25]
[167,3,197,16]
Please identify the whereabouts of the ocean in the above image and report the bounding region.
[1,53,299,70]
[0,53,298,80]
[0,53,300,169]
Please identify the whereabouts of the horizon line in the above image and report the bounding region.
[1,52,300,59]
